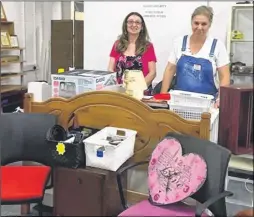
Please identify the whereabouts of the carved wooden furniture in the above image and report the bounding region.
[218,85,253,155]
[23,91,212,216]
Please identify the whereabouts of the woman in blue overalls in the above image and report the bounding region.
[160,6,230,108]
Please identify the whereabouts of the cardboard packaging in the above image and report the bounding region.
[123,70,147,100]
[51,69,117,98]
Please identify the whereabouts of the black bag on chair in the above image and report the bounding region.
[46,123,86,169]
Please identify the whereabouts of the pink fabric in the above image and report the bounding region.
[109,40,157,77]
[119,200,208,216]
[148,137,207,205]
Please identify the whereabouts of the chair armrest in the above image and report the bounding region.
[195,191,233,217]
[117,161,149,209]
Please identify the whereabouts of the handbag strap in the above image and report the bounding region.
[68,113,79,131]
[67,113,100,137]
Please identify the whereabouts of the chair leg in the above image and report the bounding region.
[38,210,43,216]
[38,202,43,216]
[21,203,30,215]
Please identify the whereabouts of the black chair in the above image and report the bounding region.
[152,76,177,95]
[116,132,233,217]
[0,113,58,216]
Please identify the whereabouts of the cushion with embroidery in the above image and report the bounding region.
[148,137,207,205]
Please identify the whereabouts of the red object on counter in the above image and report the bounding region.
[153,93,171,100]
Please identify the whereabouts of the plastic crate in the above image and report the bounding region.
[169,90,214,108]
[169,104,219,143]
[169,104,210,120]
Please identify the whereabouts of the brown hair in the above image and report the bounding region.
[191,5,214,24]
[116,12,150,56]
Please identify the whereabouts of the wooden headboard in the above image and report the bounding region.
[24,91,211,162]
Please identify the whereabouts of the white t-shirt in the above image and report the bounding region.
[168,35,230,88]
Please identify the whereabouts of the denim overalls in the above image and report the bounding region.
[175,35,218,97]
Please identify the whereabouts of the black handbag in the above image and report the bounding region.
[45,113,99,169]
[46,123,86,169]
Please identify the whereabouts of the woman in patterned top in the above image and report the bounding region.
[108,12,157,95]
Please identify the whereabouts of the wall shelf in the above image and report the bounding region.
[231,39,253,42]
[1,47,24,51]
[1,60,25,66]
[1,85,27,94]
[226,4,253,69]
[0,72,27,80]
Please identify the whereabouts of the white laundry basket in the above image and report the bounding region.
[169,90,214,107]
[83,127,137,171]
[168,90,219,143]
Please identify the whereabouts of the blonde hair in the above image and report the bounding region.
[191,5,214,24]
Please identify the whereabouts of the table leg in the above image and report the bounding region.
[21,204,30,215]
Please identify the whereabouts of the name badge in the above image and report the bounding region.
[193,64,201,71]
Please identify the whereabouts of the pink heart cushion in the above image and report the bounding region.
[148,137,207,205]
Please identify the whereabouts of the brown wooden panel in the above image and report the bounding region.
[51,20,74,73]
[51,20,73,41]
[53,166,126,216]
[74,20,84,69]
[53,167,105,216]
[51,41,73,73]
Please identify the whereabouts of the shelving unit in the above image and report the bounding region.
[226,3,253,76]
[224,3,254,211]
[1,5,28,112]
[1,47,26,91]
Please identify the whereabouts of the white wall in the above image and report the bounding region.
[83,1,237,83]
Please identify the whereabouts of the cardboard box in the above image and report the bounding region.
[51,70,117,98]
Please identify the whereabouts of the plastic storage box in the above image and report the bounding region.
[83,127,137,171]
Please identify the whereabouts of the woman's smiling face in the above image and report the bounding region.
[191,14,211,37]
[126,15,143,35]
